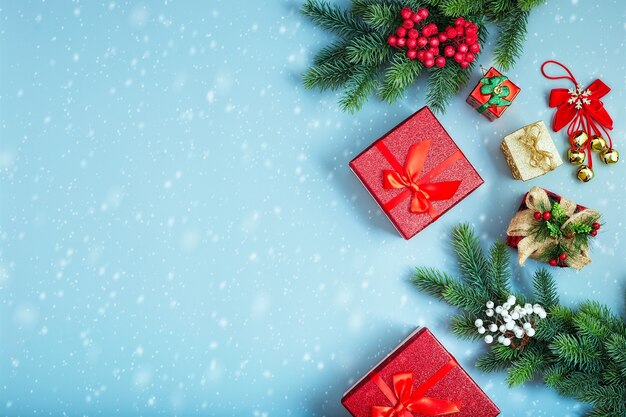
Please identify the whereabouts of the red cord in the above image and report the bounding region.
[540,60,578,86]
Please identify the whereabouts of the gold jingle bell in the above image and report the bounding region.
[576,165,594,182]
[600,148,619,164]
[567,148,585,165]
[572,131,589,148]
[590,136,608,152]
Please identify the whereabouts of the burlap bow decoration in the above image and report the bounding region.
[506,187,598,270]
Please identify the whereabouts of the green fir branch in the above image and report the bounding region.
[532,268,559,308]
[379,54,423,103]
[411,224,626,415]
[360,3,399,33]
[517,0,545,12]
[451,223,489,290]
[440,0,484,17]
[506,350,544,386]
[302,0,370,38]
[487,241,512,301]
[493,10,529,71]
[339,65,380,112]
[346,32,392,65]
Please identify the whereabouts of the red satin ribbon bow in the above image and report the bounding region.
[371,362,461,417]
[381,140,461,217]
[541,60,614,145]
[548,78,613,132]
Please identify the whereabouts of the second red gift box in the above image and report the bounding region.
[341,327,500,417]
[349,106,483,239]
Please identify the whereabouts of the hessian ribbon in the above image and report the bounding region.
[371,360,461,417]
[477,74,511,114]
[377,140,462,218]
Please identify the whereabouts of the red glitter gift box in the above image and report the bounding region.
[349,106,483,240]
[466,67,520,121]
[341,328,500,417]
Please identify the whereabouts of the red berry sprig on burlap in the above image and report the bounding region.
[387,7,481,69]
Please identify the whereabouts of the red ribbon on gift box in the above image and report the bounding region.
[371,359,461,417]
[377,140,462,218]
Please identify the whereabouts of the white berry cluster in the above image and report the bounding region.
[474,295,547,347]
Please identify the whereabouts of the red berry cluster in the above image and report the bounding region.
[387,7,480,69]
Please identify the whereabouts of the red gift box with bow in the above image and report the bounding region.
[466,67,520,121]
[341,328,500,417]
[349,106,483,239]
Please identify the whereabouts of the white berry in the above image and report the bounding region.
[502,338,512,347]
[505,321,515,331]
[478,326,486,334]
[499,325,506,332]
[523,322,532,330]
[507,295,516,305]
[475,319,483,327]
[486,301,494,309]
[526,328,536,337]
[488,324,498,332]
[486,309,494,317]
[510,312,519,320]
[484,335,493,344]
[495,306,502,314]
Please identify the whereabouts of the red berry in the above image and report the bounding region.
[454,17,465,26]
[446,27,457,38]
[396,27,407,38]
[403,19,414,29]
[543,212,552,220]
[406,38,417,49]
[428,46,439,56]
[418,8,428,19]
[454,52,464,63]
[411,12,422,23]
[460,60,470,68]
[549,258,558,267]
[438,33,447,42]
[417,37,428,48]
[429,37,440,47]
[387,35,398,47]
[465,52,475,63]
[465,34,478,45]
[469,43,480,53]
[397,37,406,47]
[590,230,598,236]
[533,211,542,220]
[408,29,419,39]
[417,50,426,61]
[559,253,568,261]
[458,44,468,54]
[443,45,455,57]
[424,58,435,68]
[435,56,446,68]
[424,51,434,60]
[401,8,413,20]
[456,27,464,36]
[592,222,601,230]
[407,49,418,60]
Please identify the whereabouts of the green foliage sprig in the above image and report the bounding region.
[302,0,545,113]
[413,224,626,416]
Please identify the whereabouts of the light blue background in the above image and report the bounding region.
[1,1,625,416]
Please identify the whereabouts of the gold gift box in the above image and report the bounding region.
[501,121,563,181]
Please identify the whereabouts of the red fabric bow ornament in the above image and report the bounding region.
[382,141,461,216]
[371,371,461,417]
[548,79,613,132]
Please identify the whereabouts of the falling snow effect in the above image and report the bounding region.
[0,1,625,416]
